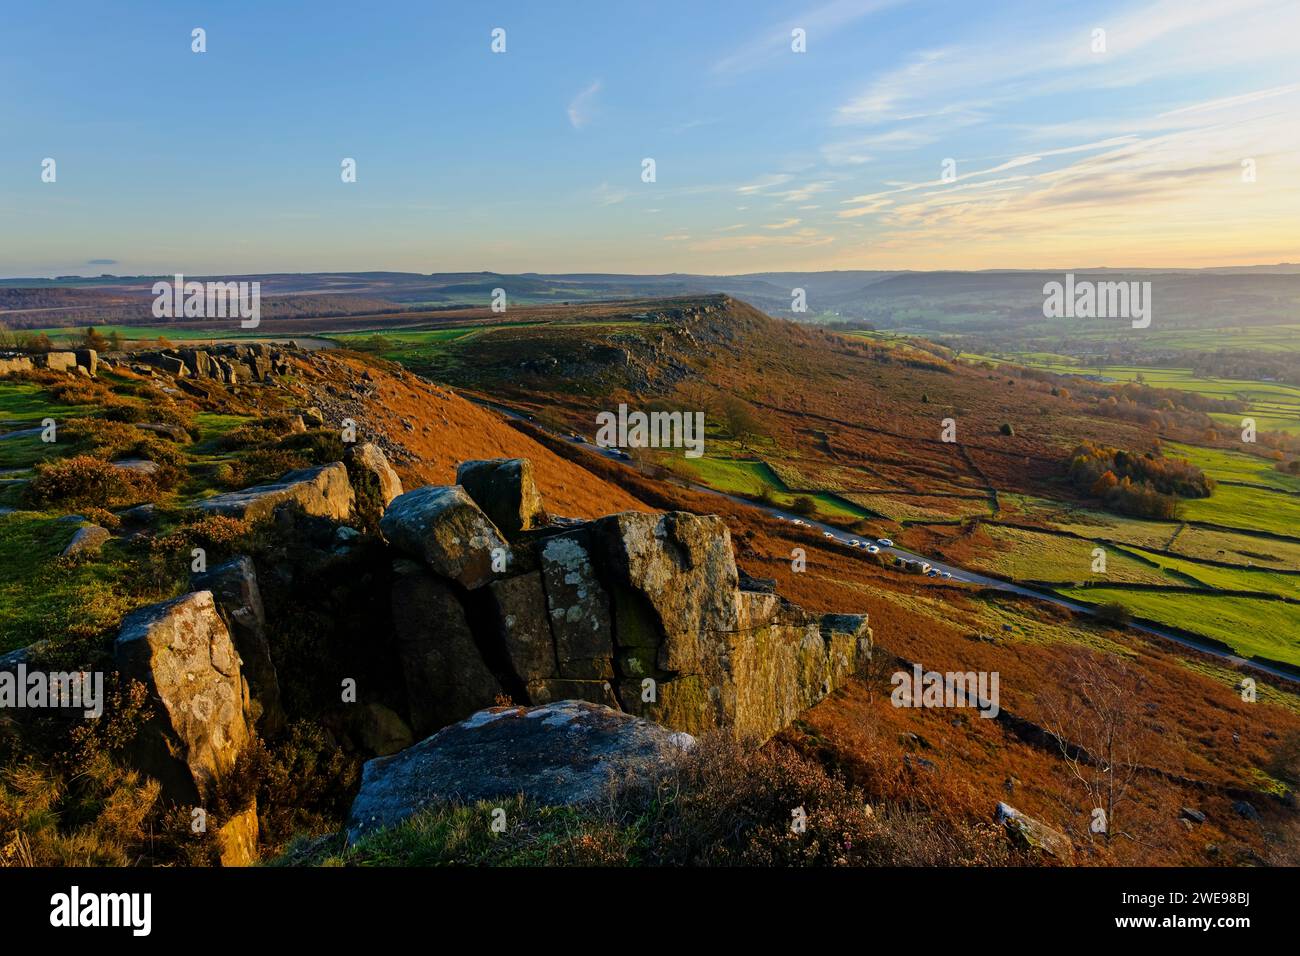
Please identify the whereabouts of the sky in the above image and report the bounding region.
[2,0,1298,277]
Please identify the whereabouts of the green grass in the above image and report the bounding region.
[0,511,154,652]
[966,526,1175,585]
[1058,585,1300,666]
[1166,442,1300,493]
[668,454,872,522]
[1117,545,1300,600]
[1178,482,1300,537]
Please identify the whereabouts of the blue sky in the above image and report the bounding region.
[2,0,1297,276]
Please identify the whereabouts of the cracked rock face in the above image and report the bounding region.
[345,700,694,842]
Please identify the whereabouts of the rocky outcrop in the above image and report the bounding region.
[114,591,258,865]
[192,556,285,737]
[378,460,869,743]
[139,343,288,384]
[0,350,96,378]
[380,484,507,589]
[196,462,355,522]
[346,442,404,507]
[345,701,693,842]
[455,458,547,536]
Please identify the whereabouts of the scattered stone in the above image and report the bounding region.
[111,458,160,477]
[61,524,111,558]
[134,422,192,443]
[995,802,1073,862]
[1233,800,1259,821]
[1180,807,1206,824]
[345,701,694,842]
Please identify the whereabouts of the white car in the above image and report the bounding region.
[865,544,880,554]
[877,538,894,547]
[823,531,834,538]
[849,539,859,548]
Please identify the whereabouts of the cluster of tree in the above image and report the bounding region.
[0,323,55,353]
[1068,440,1214,519]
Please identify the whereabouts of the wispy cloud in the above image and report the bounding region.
[712,0,903,75]
[568,80,602,129]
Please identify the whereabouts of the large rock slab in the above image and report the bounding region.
[193,556,285,737]
[114,591,253,807]
[347,442,403,507]
[380,484,507,589]
[346,700,693,842]
[539,529,614,680]
[455,458,547,537]
[390,561,503,735]
[196,462,354,523]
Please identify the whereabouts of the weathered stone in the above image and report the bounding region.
[539,529,613,679]
[196,462,355,523]
[380,484,506,589]
[345,701,693,842]
[0,355,35,377]
[61,524,111,558]
[455,458,547,537]
[995,802,1073,862]
[74,349,98,376]
[390,562,503,736]
[486,571,557,683]
[193,556,284,737]
[346,442,404,506]
[114,591,253,807]
[36,351,78,372]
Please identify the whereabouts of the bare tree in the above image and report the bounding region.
[1040,650,1149,845]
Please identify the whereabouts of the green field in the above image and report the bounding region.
[1059,584,1300,665]
[669,454,872,522]
[974,357,1300,435]
[965,526,1175,585]
[1177,482,1300,537]
[1167,442,1300,493]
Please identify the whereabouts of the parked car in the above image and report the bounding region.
[866,544,880,554]
[878,538,894,547]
